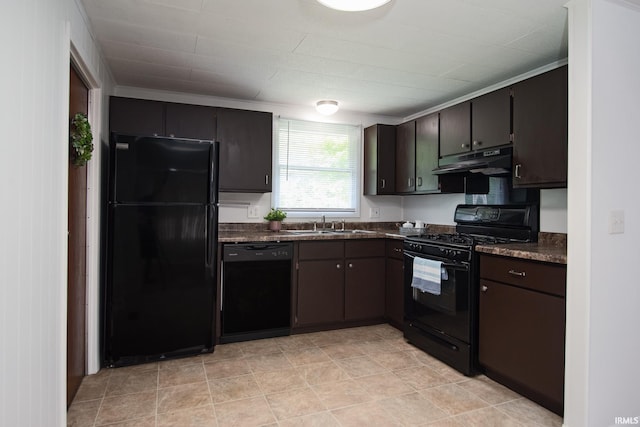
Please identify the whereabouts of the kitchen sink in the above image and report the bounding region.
[284,229,378,235]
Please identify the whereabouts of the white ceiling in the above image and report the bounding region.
[80,0,568,117]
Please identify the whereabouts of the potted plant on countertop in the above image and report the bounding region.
[264,208,287,232]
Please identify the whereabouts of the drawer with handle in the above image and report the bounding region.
[479,254,565,297]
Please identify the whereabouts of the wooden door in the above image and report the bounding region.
[512,66,568,188]
[395,121,416,193]
[216,108,273,192]
[415,113,439,193]
[471,87,511,150]
[439,101,471,157]
[67,64,89,406]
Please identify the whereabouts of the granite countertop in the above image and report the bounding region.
[475,233,567,265]
[218,223,568,265]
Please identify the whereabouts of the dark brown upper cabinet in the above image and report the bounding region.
[415,113,440,193]
[109,96,216,140]
[439,101,471,157]
[216,107,273,193]
[512,66,568,188]
[363,124,396,195]
[109,97,165,137]
[471,87,512,150]
[165,103,217,140]
[395,121,416,193]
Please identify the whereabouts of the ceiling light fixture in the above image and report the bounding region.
[316,100,339,115]
[316,0,391,12]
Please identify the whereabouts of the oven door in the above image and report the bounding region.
[403,251,471,343]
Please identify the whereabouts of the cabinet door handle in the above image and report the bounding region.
[169,133,175,138]
[265,175,269,185]
[461,143,469,149]
[514,164,522,179]
[336,263,341,269]
[481,285,488,292]
[394,248,402,253]
[348,263,353,268]
[408,178,413,188]
[417,177,422,187]
[381,178,386,189]
[508,269,526,277]
[473,140,482,147]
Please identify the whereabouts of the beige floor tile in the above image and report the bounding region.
[266,386,326,420]
[339,326,386,343]
[97,415,156,427]
[377,392,449,425]
[159,355,202,370]
[214,396,276,427]
[319,342,365,360]
[237,338,281,356]
[284,346,331,366]
[157,404,217,427]
[354,372,414,399]
[274,335,316,351]
[159,363,207,388]
[208,374,261,403]
[94,390,157,426]
[334,355,387,378]
[421,357,469,383]
[394,365,450,390]
[331,401,403,427]
[200,343,244,362]
[253,367,308,394]
[73,374,110,402]
[307,330,348,347]
[105,368,158,396]
[357,339,399,355]
[311,379,372,410]
[449,406,523,426]
[367,323,403,339]
[67,398,100,427]
[296,361,350,385]
[204,358,252,380]
[246,352,293,373]
[157,381,212,414]
[495,398,563,426]
[457,376,522,405]
[277,411,341,427]
[419,384,490,416]
[422,418,467,427]
[370,349,424,370]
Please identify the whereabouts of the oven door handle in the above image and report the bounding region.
[404,253,469,271]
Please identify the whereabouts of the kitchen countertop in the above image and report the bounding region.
[218,223,567,264]
[475,233,567,264]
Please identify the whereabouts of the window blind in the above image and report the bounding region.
[273,118,360,216]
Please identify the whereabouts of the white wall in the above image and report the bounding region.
[565,0,640,426]
[0,0,112,425]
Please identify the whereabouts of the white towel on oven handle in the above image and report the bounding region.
[411,257,447,295]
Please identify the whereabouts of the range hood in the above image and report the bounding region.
[433,146,512,176]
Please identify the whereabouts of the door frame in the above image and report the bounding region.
[70,42,103,375]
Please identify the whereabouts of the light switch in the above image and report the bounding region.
[248,205,260,219]
[608,210,624,234]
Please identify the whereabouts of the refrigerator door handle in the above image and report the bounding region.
[206,205,214,270]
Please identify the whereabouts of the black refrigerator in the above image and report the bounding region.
[105,133,219,367]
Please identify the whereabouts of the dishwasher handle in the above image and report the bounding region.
[223,243,293,261]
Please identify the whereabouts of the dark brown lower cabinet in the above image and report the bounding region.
[385,240,404,329]
[479,254,566,415]
[295,240,385,329]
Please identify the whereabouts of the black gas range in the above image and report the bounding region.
[403,204,538,375]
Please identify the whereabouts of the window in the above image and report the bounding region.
[273,118,361,217]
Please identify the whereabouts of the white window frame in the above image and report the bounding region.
[272,118,361,218]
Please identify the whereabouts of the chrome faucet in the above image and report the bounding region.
[321,215,326,231]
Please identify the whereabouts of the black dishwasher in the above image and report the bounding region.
[221,243,292,343]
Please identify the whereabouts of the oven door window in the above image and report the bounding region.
[404,253,470,341]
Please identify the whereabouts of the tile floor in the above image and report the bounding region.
[68,324,563,426]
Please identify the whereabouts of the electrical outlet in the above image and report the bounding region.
[247,205,260,219]
[370,207,380,218]
[609,210,624,234]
